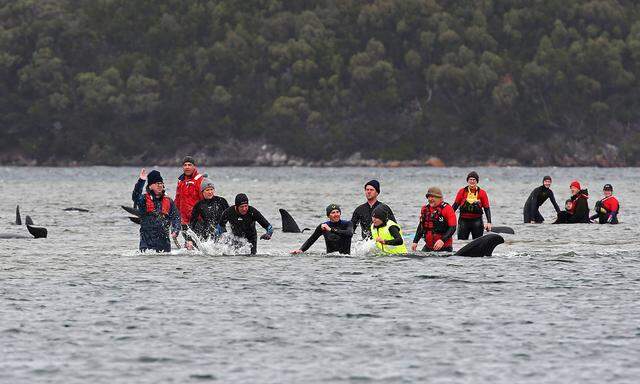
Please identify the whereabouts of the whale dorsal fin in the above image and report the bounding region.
[279,209,302,233]
[455,233,504,257]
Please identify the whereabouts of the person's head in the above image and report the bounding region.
[603,184,613,197]
[326,204,341,222]
[426,186,443,207]
[235,193,249,215]
[570,180,581,195]
[200,179,215,199]
[364,180,380,201]
[371,205,388,227]
[467,171,479,187]
[543,175,552,188]
[147,170,164,196]
[182,155,196,177]
[565,199,573,211]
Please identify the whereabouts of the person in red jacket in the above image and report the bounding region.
[590,184,619,224]
[452,171,491,239]
[411,187,457,252]
[175,156,206,248]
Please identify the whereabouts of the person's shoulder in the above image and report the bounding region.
[355,202,368,210]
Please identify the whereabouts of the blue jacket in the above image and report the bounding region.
[132,179,181,251]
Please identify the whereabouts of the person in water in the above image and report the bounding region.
[132,169,181,252]
[553,199,573,224]
[371,206,407,254]
[218,193,273,254]
[452,171,492,239]
[411,187,457,252]
[523,175,561,223]
[590,184,619,224]
[291,204,353,255]
[175,156,206,249]
[188,179,229,244]
[351,180,396,239]
[555,180,590,223]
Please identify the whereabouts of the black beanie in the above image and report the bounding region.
[543,175,552,182]
[235,193,249,206]
[466,171,479,182]
[365,179,381,194]
[182,155,196,165]
[603,184,613,191]
[326,204,341,216]
[147,170,163,185]
[372,206,388,222]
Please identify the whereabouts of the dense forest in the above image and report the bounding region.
[2,0,640,166]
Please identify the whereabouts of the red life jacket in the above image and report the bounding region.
[175,170,205,224]
[600,196,619,213]
[568,191,589,215]
[145,193,171,216]
[420,202,453,249]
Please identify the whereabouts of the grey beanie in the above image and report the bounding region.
[200,179,215,192]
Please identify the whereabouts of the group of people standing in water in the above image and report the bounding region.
[132,156,621,254]
[523,176,620,225]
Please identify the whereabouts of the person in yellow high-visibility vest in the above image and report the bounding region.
[370,206,407,254]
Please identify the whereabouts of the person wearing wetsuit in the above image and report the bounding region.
[371,206,407,254]
[562,180,590,223]
[523,175,561,223]
[411,187,457,252]
[452,171,491,240]
[554,199,574,224]
[132,169,181,252]
[188,179,229,242]
[218,193,273,254]
[351,179,396,239]
[590,184,619,224]
[291,204,353,255]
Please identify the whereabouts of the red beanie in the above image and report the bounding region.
[570,180,581,190]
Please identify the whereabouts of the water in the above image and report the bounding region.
[1,166,639,383]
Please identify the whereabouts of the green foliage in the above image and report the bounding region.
[2,0,640,164]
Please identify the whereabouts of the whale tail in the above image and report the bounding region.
[455,233,504,257]
[279,209,302,233]
[15,205,21,225]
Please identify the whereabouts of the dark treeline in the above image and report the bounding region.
[2,0,640,165]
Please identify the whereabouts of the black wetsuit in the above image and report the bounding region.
[523,186,561,223]
[300,220,353,254]
[351,201,396,239]
[189,196,229,240]
[219,205,272,254]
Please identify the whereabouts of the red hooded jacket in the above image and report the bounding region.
[175,169,205,224]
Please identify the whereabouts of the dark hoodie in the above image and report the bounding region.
[568,189,590,223]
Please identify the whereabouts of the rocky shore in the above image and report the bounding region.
[0,140,633,167]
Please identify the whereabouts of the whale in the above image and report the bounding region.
[279,209,310,233]
[2,213,47,239]
[455,233,504,257]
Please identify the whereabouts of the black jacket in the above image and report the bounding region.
[351,201,395,239]
[300,220,353,254]
[219,205,272,243]
[189,196,229,240]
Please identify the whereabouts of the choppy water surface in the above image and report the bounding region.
[1,166,639,383]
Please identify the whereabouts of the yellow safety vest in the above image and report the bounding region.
[370,219,408,254]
